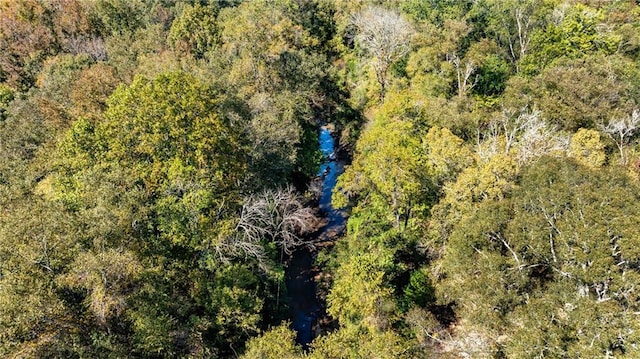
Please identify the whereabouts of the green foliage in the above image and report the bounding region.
[402,267,435,309]
[241,323,304,359]
[214,1,331,185]
[2,0,640,356]
[74,71,242,189]
[399,0,470,25]
[217,1,322,96]
[479,0,556,68]
[129,304,176,355]
[434,157,640,356]
[282,0,336,53]
[309,323,409,359]
[169,3,219,59]
[0,83,14,121]
[423,126,475,187]
[334,116,427,230]
[0,197,81,356]
[517,55,640,131]
[473,54,511,96]
[60,249,143,326]
[520,3,619,75]
[427,153,518,246]
[93,0,146,36]
[37,71,279,356]
[327,249,395,329]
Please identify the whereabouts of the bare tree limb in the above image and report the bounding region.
[222,186,319,269]
[352,6,413,101]
[601,109,640,165]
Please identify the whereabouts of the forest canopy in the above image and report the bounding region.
[1,0,640,358]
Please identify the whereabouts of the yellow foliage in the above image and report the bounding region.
[240,323,303,359]
[326,250,395,330]
[423,126,476,185]
[569,128,605,168]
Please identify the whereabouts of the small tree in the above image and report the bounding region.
[240,323,304,359]
[352,6,413,101]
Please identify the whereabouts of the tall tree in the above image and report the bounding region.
[352,6,414,101]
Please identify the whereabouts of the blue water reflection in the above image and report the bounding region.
[289,126,347,348]
[317,127,346,231]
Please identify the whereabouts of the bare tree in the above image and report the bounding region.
[516,112,569,165]
[352,6,413,101]
[447,52,476,97]
[221,186,318,267]
[66,35,107,61]
[477,107,533,160]
[514,8,532,59]
[487,0,545,73]
[477,107,568,164]
[502,3,534,68]
[601,109,640,165]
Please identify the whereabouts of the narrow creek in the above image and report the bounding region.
[285,124,347,347]
[316,125,347,236]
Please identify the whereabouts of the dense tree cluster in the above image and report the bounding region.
[2,0,640,358]
[0,0,338,356]
[322,0,640,357]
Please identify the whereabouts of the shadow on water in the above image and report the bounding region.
[286,125,346,348]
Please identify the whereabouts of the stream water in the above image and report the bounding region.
[317,126,347,234]
[285,125,346,347]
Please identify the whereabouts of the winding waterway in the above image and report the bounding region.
[285,125,346,347]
